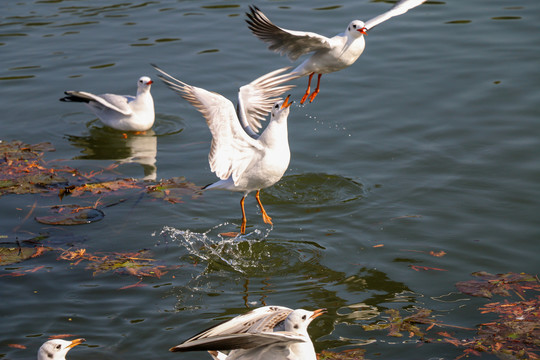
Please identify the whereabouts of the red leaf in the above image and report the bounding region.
[49,334,77,339]
[410,265,448,272]
[119,280,146,290]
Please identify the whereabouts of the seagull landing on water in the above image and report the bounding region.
[170,306,326,360]
[153,65,298,235]
[37,339,85,360]
[60,76,155,132]
[246,0,428,104]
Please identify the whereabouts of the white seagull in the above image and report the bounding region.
[246,0,428,104]
[170,305,326,360]
[60,76,155,132]
[37,338,85,360]
[153,65,297,234]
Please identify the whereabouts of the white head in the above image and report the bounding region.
[284,308,325,335]
[347,20,367,37]
[37,339,85,360]
[270,94,293,121]
[137,76,153,93]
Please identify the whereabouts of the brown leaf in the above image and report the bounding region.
[456,272,540,298]
[429,250,446,257]
[48,334,77,339]
[410,265,448,272]
[36,205,104,225]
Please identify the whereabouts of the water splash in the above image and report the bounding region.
[157,224,274,274]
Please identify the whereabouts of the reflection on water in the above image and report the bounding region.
[158,224,416,350]
[66,126,157,180]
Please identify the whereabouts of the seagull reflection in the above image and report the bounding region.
[66,126,157,181]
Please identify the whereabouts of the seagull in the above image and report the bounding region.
[246,0,428,104]
[37,338,85,360]
[170,305,326,360]
[153,65,297,234]
[60,76,155,131]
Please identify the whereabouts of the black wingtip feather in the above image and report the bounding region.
[59,92,90,103]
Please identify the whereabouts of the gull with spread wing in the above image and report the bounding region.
[37,339,85,360]
[170,305,326,360]
[153,65,298,234]
[60,76,155,131]
[246,0,428,104]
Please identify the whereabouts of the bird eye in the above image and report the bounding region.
[302,315,307,320]
[353,24,357,28]
[55,345,61,350]
[275,104,279,109]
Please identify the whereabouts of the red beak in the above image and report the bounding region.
[146,80,153,85]
[358,27,367,35]
[310,308,327,319]
[280,94,293,109]
[67,338,86,349]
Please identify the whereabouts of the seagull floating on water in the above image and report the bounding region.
[246,0,428,104]
[153,65,297,234]
[170,305,325,360]
[37,338,85,360]
[60,76,155,131]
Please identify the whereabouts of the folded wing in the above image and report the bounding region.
[61,91,133,116]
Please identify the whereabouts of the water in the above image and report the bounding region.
[1,0,539,359]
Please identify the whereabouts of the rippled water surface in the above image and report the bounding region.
[1,1,539,359]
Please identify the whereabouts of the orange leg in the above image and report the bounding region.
[300,73,315,105]
[255,190,273,225]
[308,74,322,103]
[240,195,247,234]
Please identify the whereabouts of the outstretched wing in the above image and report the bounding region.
[237,67,298,136]
[246,6,333,61]
[364,0,428,31]
[171,306,292,351]
[153,64,261,183]
[170,332,305,352]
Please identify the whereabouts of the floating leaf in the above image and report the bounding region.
[146,176,200,203]
[48,334,77,339]
[66,178,142,197]
[362,308,440,338]
[0,246,48,265]
[462,297,540,359]
[318,349,366,359]
[410,265,447,272]
[0,140,71,196]
[429,251,446,257]
[456,272,540,298]
[119,280,146,290]
[35,204,104,225]
[57,248,168,279]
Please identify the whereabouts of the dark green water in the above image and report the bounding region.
[1,1,539,359]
